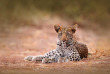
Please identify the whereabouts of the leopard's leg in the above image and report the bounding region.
[58,57,69,63]
[24,56,33,61]
[41,49,58,64]
[42,57,60,64]
[24,49,56,61]
[24,49,59,63]
[42,50,62,64]
[42,55,57,64]
[71,51,81,61]
[32,55,44,61]
[24,55,44,61]
[42,58,53,64]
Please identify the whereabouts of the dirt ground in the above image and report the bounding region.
[0,17,110,74]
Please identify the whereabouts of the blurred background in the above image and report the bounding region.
[0,0,110,73]
[0,0,110,30]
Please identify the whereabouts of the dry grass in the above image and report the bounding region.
[0,16,110,74]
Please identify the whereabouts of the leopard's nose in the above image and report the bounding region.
[61,33,67,42]
[62,38,66,42]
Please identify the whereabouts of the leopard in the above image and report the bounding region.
[24,24,88,63]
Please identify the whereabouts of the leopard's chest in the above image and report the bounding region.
[58,45,77,57]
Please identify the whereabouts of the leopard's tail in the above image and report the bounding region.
[24,55,44,61]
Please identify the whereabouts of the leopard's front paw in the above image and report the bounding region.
[32,55,44,61]
[24,56,33,61]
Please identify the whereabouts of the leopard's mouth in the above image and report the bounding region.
[57,40,73,47]
[62,41,66,44]
[61,41,73,47]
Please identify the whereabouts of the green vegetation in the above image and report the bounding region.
[0,0,110,28]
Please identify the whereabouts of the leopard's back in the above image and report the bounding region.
[75,42,88,59]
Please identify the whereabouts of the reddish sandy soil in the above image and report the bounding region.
[0,17,110,74]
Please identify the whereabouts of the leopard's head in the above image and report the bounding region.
[54,24,78,46]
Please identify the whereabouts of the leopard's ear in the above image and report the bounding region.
[54,25,62,33]
[71,24,78,33]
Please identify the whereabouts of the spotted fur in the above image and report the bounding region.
[24,24,88,63]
